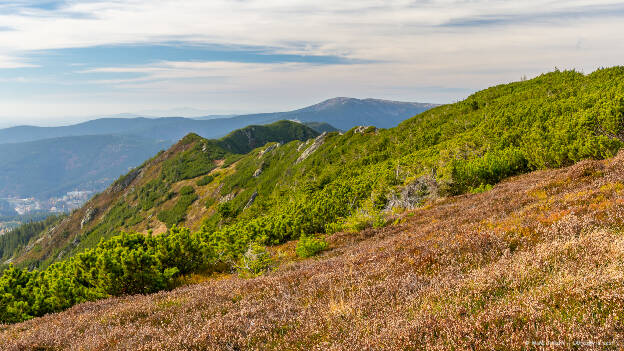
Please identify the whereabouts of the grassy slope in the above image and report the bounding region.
[2,153,624,349]
[7,121,318,269]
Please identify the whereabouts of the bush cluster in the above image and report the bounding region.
[157,187,198,228]
[295,234,328,258]
[0,227,207,323]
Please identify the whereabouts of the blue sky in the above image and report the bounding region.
[1,0,624,126]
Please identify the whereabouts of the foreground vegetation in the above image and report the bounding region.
[2,151,624,349]
[1,67,624,325]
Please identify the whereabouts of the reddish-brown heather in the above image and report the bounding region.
[3,152,624,350]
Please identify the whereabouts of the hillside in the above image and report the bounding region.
[1,67,623,333]
[2,150,624,349]
[0,98,427,214]
[0,98,434,144]
[3,120,319,268]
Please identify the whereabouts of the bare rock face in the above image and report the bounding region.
[297,139,311,152]
[109,168,142,194]
[258,143,280,158]
[253,166,263,178]
[244,191,258,209]
[353,126,376,134]
[296,132,327,164]
[385,176,438,211]
[220,192,236,203]
[81,207,98,229]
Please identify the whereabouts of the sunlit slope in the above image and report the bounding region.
[5,120,319,268]
[9,68,624,269]
[2,67,623,327]
[3,150,624,349]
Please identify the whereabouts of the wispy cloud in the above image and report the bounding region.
[0,0,623,121]
[440,2,624,27]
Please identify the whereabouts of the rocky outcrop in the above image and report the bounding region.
[80,207,98,229]
[109,168,142,193]
[220,192,236,203]
[297,139,311,152]
[244,191,258,209]
[296,132,327,164]
[253,164,263,177]
[258,143,280,158]
[353,126,375,134]
[385,176,438,211]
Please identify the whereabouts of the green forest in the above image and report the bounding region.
[2,67,624,324]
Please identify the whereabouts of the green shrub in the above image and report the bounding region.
[234,242,275,278]
[157,188,198,228]
[137,179,168,211]
[217,201,237,218]
[295,234,328,258]
[179,185,195,195]
[326,206,387,234]
[196,175,215,186]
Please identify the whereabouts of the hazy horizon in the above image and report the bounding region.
[2,0,624,126]
[0,96,436,128]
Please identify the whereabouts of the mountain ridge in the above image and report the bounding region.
[0,97,436,144]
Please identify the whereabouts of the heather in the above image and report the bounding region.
[2,152,624,350]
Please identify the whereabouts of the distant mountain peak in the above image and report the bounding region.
[300,97,435,113]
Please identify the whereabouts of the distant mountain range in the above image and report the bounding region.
[0,98,436,144]
[0,98,436,210]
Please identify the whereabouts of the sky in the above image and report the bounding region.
[1,0,624,127]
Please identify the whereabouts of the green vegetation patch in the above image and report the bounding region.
[157,187,199,228]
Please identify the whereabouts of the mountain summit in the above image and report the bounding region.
[285,97,437,130]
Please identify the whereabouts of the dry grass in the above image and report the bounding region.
[3,153,624,350]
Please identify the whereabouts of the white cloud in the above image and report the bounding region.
[0,54,37,68]
[1,0,624,120]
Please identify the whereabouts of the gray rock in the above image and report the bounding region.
[296,132,327,163]
[253,161,264,177]
[108,168,142,193]
[297,139,311,152]
[253,167,263,177]
[244,191,258,209]
[220,192,236,203]
[258,143,280,158]
[353,125,376,134]
[80,207,98,229]
[385,176,439,211]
